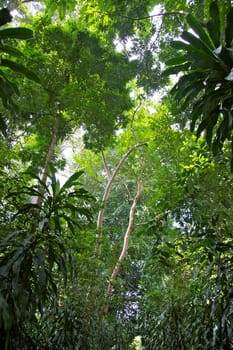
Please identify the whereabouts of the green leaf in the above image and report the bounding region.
[62,203,78,214]
[163,62,190,76]
[0,230,22,246]
[0,8,12,27]
[207,1,220,47]
[171,71,206,100]
[0,70,19,94]
[186,14,214,50]
[171,40,192,51]
[181,31,216,59]
[0,74,15,96]
[0,45,24,58]
[190,100,205,131]
[209,0,220,23]
[226,8,233,48]
[23,171,50,194]
[180,82,204,109]
[59,170,84,193]
[206,112,219,145]
[54,215,62,232]
[165,55,189,66]
[0,27,33,40]
[1,59,41,83]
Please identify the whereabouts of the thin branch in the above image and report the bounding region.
[101,150,111,180]
[134,220,153,228]
[92,8,187,22]
[95,142,147,258]
[120,11,188,22]
[122,181,133,201]
[103,180,143,315]
[130,103,142,144]
[78,143,147,348]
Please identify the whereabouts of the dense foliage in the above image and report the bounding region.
[0,0,232,349]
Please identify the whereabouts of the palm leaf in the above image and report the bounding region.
[186,14,215,50]
[163,62,190,76]
[207,1,220,47]
[181,31,217,60]
[226,8,233,47]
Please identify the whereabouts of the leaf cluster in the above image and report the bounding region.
[0,164,94,348]
[164,0,233,169]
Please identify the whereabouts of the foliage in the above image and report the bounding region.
[0,1,233,349]
[165,0,233,168]
[0,7,40,134]
[0,165,94,349]
[140,145,233,350]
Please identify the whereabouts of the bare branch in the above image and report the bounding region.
[95,142,147,257]
[101,150,111,180]
[80,142,147,346]
[103,180,143,315]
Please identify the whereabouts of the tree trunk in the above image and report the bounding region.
[103,180,143,315]
[77,143,147,349]
[95,142,147,258]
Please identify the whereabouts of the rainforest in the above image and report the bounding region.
[0,0,233,349]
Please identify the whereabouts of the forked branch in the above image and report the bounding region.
[95,142,147,258]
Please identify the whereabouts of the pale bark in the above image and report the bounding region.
[77,143,147,349]
[103,180,143,315]
[95,142,147,258]
[101,150,111,180]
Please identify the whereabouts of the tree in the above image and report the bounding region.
[0,7,40,134]
[0,165,94,349]
[165,0,233,168]
[1,1,233,349]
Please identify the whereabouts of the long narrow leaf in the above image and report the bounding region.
[0,69,19,94]
[23,171,50,194]
[0,27,33,40]
[163,62,190,76]
[0,45,24,58]
[165,55,189,66]
[1,59,41,83]
[59,170,84,194]
[181,31,216,58]
[186,14,215,50]
[226,8,233,48]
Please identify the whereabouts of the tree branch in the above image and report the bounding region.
[103,180,143,315]
[120,11,188,21]
[101,150,111,180]
[95,142,147,258]
[79,143,147,348]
